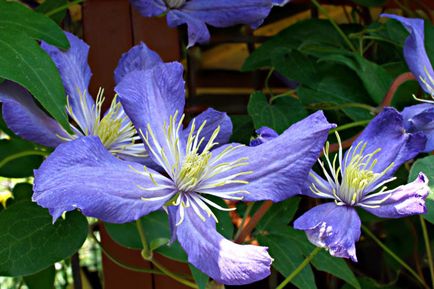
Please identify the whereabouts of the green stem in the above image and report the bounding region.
[329,119,371,135]
[0,150,48,169]
[89,232,163,275]
[310,0,357,52]
[45,0,85,17]
[135,220,198,289]
[269,90,296,104]
[135,220,151,259]
[362,225,430,289]
[275,247,321,289]
[420,216,434,289]
[152,258,198,289]
[234,202,254,240]
[265,68,275,98]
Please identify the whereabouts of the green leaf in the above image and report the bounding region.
[23,265,55,289]
[242,19,349,71]
[341,277,400,289]
[425,20,434,68]
[105,210,188,262]
[0,138,46,178]
[270,48,373,121]
[0,29,70,130]
[257,232,317,289]
[318,53,393,104]
[366,21,408,48]
[0,198,88,276]
[35,0,68,24]
[229,115,254,145]
[272,48,318,87]
[256,198,300,232]
[312,251,360,289]
[150,238,170,251]
[350,0,386,7]
[409,155,434,224]
[247,91,307,133]
[0,0,69,48]
[189,264,209,289]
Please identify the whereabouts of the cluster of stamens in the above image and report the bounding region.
[134,111,252,224]
[310,133,396,208]
[415,67,434,103]
[58,88,147,159]
[165,0,186,8]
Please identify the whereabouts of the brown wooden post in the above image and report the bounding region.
[82,1,189,288]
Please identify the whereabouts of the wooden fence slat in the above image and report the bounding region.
[131,10,181,62]
[100,225,154,289]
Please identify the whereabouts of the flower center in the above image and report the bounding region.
[59,88,146,159]
[136,111,252,225]
[310,133,395,207]
[165,0,186,8]
[177,151,211,192]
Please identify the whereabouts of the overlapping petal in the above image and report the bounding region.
[361,173,429,218]
[200,111,335,202]
[381,14,434,96]
[33,136,175,223]
[114,42,163,84]
[0,81,67,147]
[249,127,279,147]
[129,0,167,17]
[165,0,273,47]
[402,104,434,152]
[183,108,232,152]
[294,203,361,262]
[169,203,272,285]
[41,32,95,130]
[115,62,186,165]
[346,108,426,181]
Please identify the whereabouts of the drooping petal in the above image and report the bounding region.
[33,136,175,223]
[0,81,67,147]
[115,62,186,165]
[129,0,167,17]
[167,10,210,47]
[199,111,335,202]
[249,127,278,147]
[402,104,434,152]
[345,108,426,180]
[293,203,361,262]
[183,108,232,151]
[381,14,434,96]
[169,203,272,285]
[166,0,273,47]
[114,42,163,84]
[361,173,429,218]
[41,32,95,130]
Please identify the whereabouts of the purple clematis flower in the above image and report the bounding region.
[294,108,429,261]
[33,59,335,283]
[129,0,274,47]
[249,126,279,147]
[0,33,166,162]
[246,109,430,261]
[381,14,434,99]
[402,103,434,152]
